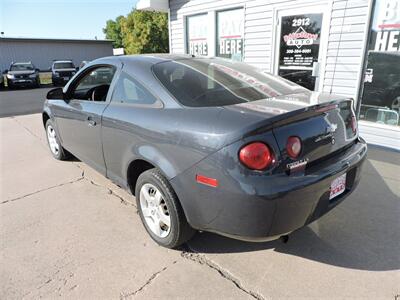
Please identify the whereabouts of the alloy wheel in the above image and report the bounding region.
[139,183,171,238]
[47,125,59,155]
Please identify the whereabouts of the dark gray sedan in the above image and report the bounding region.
[43,55,367,248]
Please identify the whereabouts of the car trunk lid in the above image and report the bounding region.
[226,91,358,171]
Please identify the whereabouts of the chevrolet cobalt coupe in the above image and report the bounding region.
[43,55,367,248]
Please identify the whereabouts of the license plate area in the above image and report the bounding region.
[329,173,346,200]
[63,77,69,80]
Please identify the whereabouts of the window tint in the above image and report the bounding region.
[111,72,158,105]
[153,58,306,107]
[10,63,34,71]
[54,62,75,69]
[72,66,116,100]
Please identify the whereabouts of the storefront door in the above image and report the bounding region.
[274,5,329,91]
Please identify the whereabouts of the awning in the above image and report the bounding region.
[136,0,169,12]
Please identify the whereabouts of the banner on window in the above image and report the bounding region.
[371,0,400,52]
[217,9,244,61]
[187,14,208,56]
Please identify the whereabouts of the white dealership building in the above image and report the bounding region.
[137,0,400,150]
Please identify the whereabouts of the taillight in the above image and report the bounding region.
[286,136,302,159]
[239,142,274,170]
[351,115,357,134]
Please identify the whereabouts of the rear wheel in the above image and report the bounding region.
[45,119,69,160]
[135,169,195,248]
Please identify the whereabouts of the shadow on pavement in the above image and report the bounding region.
[188,147,400,271]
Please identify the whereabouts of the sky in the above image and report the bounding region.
[0,0,137,40]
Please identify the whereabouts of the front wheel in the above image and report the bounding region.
[391,96,400,112]
[135,169,195,248]
[45,119,69,160]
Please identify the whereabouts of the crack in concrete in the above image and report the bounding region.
[85,177,135,207]
[180,246,265,300]
[9,117,135,209]
[11,117,46,144]
[119,262,176,299]
[1,177,84,204]
[72,162,136,207]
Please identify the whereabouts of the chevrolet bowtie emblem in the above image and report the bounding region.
[315,123,338,143]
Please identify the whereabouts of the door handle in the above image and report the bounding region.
[87,116,96,127]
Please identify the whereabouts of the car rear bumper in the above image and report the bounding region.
[171,138,367,241]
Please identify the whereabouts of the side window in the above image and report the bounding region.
[111,71,158,105]
[72,66,116,101]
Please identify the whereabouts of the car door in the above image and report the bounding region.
[54,63,120,174]
[101,68,163,186]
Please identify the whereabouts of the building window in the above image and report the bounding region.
[216,8,244,61]
[186,14,208,56]
[360,0,400,126]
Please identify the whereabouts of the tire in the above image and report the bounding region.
[135,168,195,248]
[391,96,400,112]
[45,119,69,160]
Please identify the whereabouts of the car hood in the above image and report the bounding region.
[8,70,36,75]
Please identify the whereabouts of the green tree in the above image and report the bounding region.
[104,10,168,54]
[103,15,125,48]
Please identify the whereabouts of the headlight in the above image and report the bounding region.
[6,74,15,79]
[54,72,60,77]
[72,71,76,75]
[29,74,37,78]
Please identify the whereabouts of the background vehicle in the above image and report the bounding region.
[51,60,76,86]
[43,55,367,248]
[0,69,4,89]
[6,62,40,89]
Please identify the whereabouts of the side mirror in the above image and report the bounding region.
[47,87,65,100]
[35,68,40,72]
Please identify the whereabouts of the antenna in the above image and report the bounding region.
[330,0,349,94]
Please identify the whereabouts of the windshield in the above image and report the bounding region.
[54,62,75,69]
[10,63,34,71]
[152,58,306,107]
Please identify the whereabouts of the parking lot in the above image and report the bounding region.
[0,85,53,118]
[0,89,399,299]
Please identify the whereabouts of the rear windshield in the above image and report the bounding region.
[54,62,75,69]
[10,63,34,71]
[152,58,306,107]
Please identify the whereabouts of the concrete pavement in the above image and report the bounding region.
[1,114,399,299]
